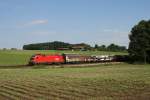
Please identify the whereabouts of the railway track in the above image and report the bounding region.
[0,64,29,68]
[62,62,123,67]
[0,62,123,68]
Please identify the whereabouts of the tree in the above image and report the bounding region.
[107,43,126,52]
[128,20,150,63]
[107,43,118,51]
[98,45,106,51]
[94,44,99,50]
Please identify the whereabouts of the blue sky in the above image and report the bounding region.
[0,0,150,49]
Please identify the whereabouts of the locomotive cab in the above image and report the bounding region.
[28,54,65,65]
[28,54,41,65]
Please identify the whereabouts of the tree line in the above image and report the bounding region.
[23,41,71,50]
[23,41,127,52]
[94,44,126,52]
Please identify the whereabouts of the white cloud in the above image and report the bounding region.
[18,19,49,27]
[27,30,57,35]
[101,29,130,35]
[29,19,48,25]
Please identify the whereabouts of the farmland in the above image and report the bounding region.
[0,50,150,100]
[0,64,150,100]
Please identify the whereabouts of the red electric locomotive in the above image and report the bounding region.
[29,54,65,65]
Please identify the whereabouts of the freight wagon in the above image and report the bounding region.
[63,54,94,63]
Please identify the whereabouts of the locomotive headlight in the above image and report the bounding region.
[55,58,59,61]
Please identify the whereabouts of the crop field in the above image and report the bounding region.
[0,64,149,100]
[0,50,127,66]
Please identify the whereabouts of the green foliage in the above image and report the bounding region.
[23,41,127,52]
[23,41,93,51]
[128,20,150,63]
[94,44,126,52]
[23,41,71,50]
[107,43,126,52]
[94,44,99,49]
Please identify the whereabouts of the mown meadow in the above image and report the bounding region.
[0,64,150,100]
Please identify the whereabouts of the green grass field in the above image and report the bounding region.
[0,50,149,100]
[0,50,127,66]
[0,64,149,100]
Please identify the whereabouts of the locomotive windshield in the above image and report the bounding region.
[30,55,36,60]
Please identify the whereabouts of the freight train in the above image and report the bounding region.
[28,53,128,65]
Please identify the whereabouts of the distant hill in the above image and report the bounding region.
[23,41,91,50]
